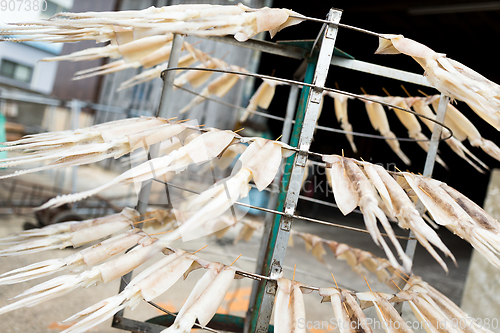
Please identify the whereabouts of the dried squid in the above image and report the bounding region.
[0,237,165,315]
[383,96,447,169]
[324,155,412,272]
[163,264,237,332]
[240,78,285,122]
[403,173,500,268]
[376,34,500,130]
[274,278,307,333]
[0,212,136,256]
[0,207,138,244]
[408,95,488,173]
[0,117,187,179]
[0,4,305,44]
[324,91,357,152]
[36,129,238,210]
[357,291,412,333]
[59,249,197,333]
[430,99,500,162]
[362,96,411,165]
[0,229,149,285]
[362,162,455,271]
[179,66,249,114]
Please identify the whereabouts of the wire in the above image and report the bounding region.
[288,14,389,39]
[175,84,429,142]
[239,7,387,39]
[151,178,416,241]
[163,67,454,142]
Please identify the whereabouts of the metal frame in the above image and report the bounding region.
[104,7,449,332]
[107,6,450,333]
[0,7,450,332]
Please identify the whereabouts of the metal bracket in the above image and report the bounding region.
[269,261,282,280]
[280,216,293,232]
[310,87,324,103]
[265,280,277,295]
[325,9,342,39]
[295,142,310,167]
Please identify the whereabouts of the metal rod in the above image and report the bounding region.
[157,34,185,119]
[113,33,185,324]
[405,93,449,265]
[203,35,306,61]
[162,67,454,140]
[286,14,388,39]
[187,249,349,290]
[202,36,433,87]
[395,93,450,313]
[153,177,412,238]
[134,33,184,214]
[231,201,415,240]
[245,82,299,332]
[70,99,81,210]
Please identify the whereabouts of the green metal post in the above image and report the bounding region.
[247,59,317,333]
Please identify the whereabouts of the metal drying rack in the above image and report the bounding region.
[111,8,451,333]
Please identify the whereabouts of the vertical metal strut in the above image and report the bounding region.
[249,9,342,333]
[397,93,449,313]
[245,84,299,333]
[404,93,450,267]
[112,34,185,327]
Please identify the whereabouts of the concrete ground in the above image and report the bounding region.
[0,164,484,333]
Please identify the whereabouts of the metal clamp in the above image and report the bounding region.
[265,280,277,295]
[295,142,310,167]
[310,87,324,103]
[269,261,282,280]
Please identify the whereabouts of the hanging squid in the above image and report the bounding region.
[375,34,500,130]
[382,96,447,169]
[362,95,411,165]
[324,154,412,272]
[163,264,237,332]
[274,278,308,333]
[408,95,488,173]
[0,117,187,179]
[324,91,357,152]
[178,65,249,114]
[35,129,238,210]
[240,78,285,122]
[0,208,139,256]
[0,229,149,285]
[0,236,165,315]
[430,98,500,162]
[403,173,500,268]
[0,4,305,44]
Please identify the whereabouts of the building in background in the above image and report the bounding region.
[0,0,74,94]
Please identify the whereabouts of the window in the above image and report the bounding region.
[40,0,70,18]
[0,59,33,83]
